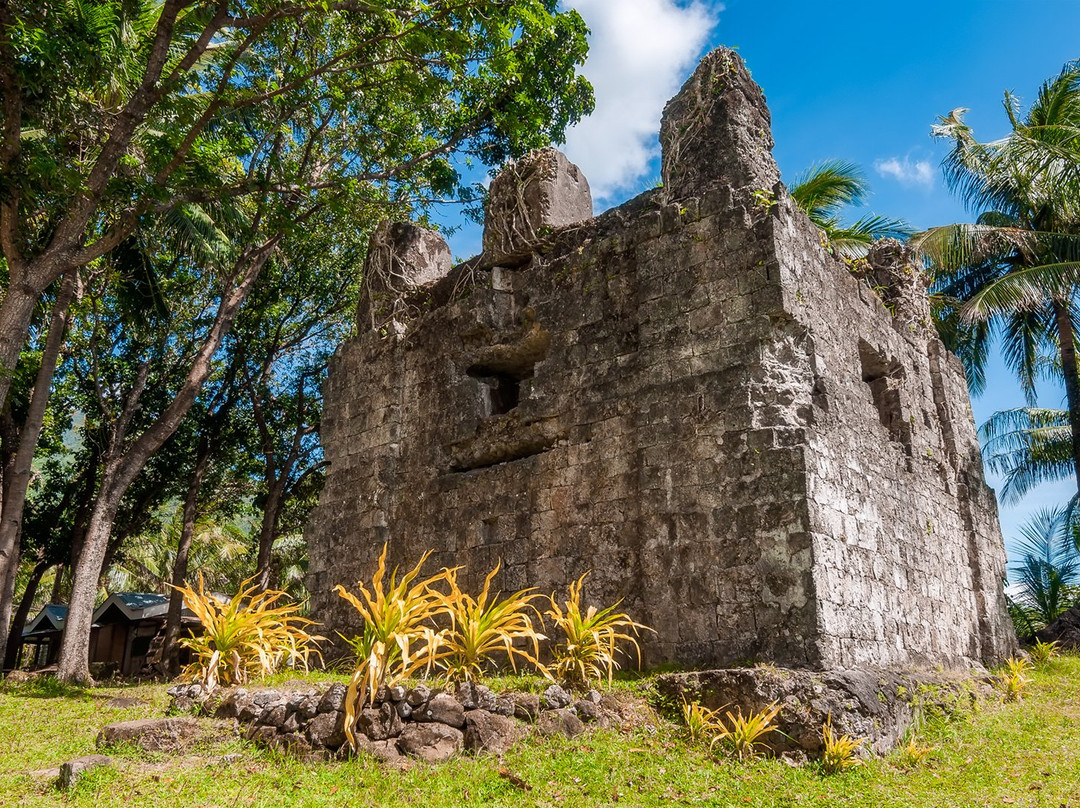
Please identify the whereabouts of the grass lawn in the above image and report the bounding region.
[1,657,1079,807]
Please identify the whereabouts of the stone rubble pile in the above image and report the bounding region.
[168,680,621,765]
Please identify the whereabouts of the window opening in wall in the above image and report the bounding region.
[468,367,522,416]
[858,340,912,455]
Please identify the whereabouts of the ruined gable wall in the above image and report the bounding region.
[308,183,825,668]
[763,203,1015,668]
[307,47,1016,670]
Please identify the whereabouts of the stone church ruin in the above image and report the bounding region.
[306,49,1016,671]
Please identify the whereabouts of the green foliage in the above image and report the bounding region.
[3,0,596,258]
[437,564,548,683]
[175,574,322,691]
[1,0,598,667]
[994,656,1034,701]
[545,573,653,688]
[789,160,912,258]
[917,61,1080,473]
[751,187,778,214]
[106,508,250,594]
[1005,507,1080,636]
[1030,639,1061,664]
[820,718,864,774]
[979,408,1075,503]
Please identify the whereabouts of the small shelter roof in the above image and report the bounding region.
[22,604,67,637]
[93,592,169,623]
[92,592,197,624]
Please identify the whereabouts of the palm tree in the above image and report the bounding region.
[789,160,912,258]
[1008,507,1080,638]
[914,62,1080,498]
[107,511,251,596]
[980,406,1074,506]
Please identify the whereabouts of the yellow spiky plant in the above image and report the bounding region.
[820,717,864,773]
[718,702,783,761]
[681,699,726,744]
[334,545,450,748]
[545,572,653,687]
[175,573,322,692]
[437,563,549,682]
[995,655,1034,701]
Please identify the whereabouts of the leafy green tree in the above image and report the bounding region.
[34,0,594,684]
[0,0,593,418]
[232,208,362,593]
[788,160,911,258]
[915,62,1080,498]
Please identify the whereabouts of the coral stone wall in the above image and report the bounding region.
[306,48,1016,670]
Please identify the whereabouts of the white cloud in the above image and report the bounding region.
[874,156,934,189]
[561,0,719,203]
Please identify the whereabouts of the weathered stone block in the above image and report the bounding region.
[96,717,199,752]
[397,723,464,763]
[656,666,991,756]
[464,710,520,755]
[356,220,452,333]
[317,683,346,714]
[659,48,779,199]
[511,692,540,722]
[483,147,592,265]
[413,693,465,728]
[541,683,572,710]
[535,708,585,739]
[58,755,111,789]
[306,710,346,749]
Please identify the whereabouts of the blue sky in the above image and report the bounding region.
[445,0,1080,561]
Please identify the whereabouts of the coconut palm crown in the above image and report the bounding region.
[913,61,1080,498]
[788,159,912,259]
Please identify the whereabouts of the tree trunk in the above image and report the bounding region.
[1052,300,1080,498]
[3,557,47,670]
[161,440,210,678]
[0,282,47,415]
[0,270,77,666]
[49,564,65,604]
[56,471,128,683]
[55,241,276,684]
[254,478,287,592]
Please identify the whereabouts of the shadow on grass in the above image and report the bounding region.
[1,674,95,700]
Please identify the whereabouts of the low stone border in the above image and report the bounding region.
[656,666,995,758]
[168,680,625,764]
[166,665,994,766]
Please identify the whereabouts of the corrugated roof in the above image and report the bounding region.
[92,592,187,623]
[22,604,67,636]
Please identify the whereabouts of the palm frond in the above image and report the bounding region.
[980,407,1074,502]
[789,160,867,226]
[1010,506,1080,626]
[964,261,1080,319]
